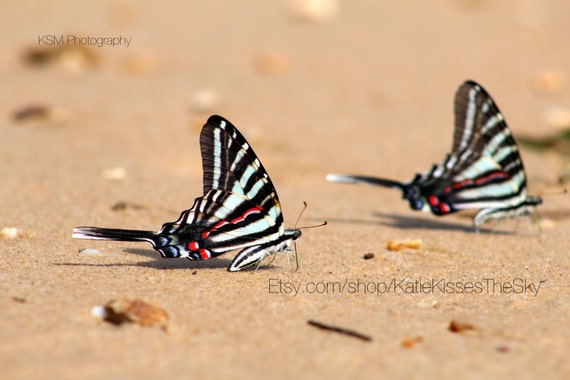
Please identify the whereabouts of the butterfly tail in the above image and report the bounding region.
[326,174,406,191]
[72,226,158,244]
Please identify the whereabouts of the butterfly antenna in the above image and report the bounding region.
[294,201,327,230]
[294,201,308,229]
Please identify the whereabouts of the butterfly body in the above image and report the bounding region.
[73,115,301,271]
[327,81,542,230]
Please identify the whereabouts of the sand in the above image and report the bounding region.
[1,1,570,379]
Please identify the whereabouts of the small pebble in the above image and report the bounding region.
[495,345,510,353]
[543,106,570,130]
[123,52,156,74]
[12,104,68,123]
[102,167,126,180]
[362,253,374,260]
[189,89,221,113]
[401,336,423,348]
[417,299,438,309]
[539,218,555,229]
[288,0,339,22]
[532,70,567,94]
[93,299,169,329]
[253,52,290,76]
[1,227,21,239]
[449,320,475,333]
[91,305,107,319]
[386,239,422,251]
[22,45,100,72]
[78,248,105,256]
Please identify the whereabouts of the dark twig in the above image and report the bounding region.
[307,319,372,342]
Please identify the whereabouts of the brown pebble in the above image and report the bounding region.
[495,345,510,353]
[253,52,290,76]
[99,299,168,329]
[12,104,67,123]
[22,45,100,72]
[401,336,423,348]
[123,53,156,74]
[532,70,567,94]
[449,320,475,333]
[363,253,374,260]
[13,105,50,121]
[386,239,422,251]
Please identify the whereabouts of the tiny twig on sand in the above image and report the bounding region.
[307,319,372,342]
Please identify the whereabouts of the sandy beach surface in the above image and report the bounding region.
[1,1,570,379]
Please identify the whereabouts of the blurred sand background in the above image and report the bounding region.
[1,1,570,379]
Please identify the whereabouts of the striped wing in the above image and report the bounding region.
[178,115,284,246]
[73,115,299,272]
[406,81,541,227]
[166,115,295,270]
[327,80,541,230]
[200,115,283,226]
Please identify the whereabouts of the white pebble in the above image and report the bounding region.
[189,89,221,113]
[78,247,105,256]
[543,106,570,130]
[102,166,126,180]
[417,299,438,308]
[91,305,107,319]
[1,227,20,239]
[289,0,339,22]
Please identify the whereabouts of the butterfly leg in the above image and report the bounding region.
[256,252,276,271]
[292,241,302,273]
[528,209,542,235]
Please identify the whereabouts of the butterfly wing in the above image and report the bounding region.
[183,115,294,269]
[326,81,540,229]
[74,115,298,269]
[418,81,541,226]
[200,115,284,223]
[156,189,279,260]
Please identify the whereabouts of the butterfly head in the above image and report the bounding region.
[526,196,543,206]
[402,185,425,210]
[286,228,302,241]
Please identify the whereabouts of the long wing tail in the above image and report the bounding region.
[326,174,406,191]
[72,226,157,244]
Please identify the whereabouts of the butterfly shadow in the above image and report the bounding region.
[57,248,233,271]
[123,248,284,272]
[376,212,527,235]
[123,248,233,270]
[370,212,474,232]
[317,212,515,234]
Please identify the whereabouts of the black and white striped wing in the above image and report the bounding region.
[158,115,299,270]
[73,115,300,271]
[200,115,284,225]
[402,81,542,228]
[326,80,541,230]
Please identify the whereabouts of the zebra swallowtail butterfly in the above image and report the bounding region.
[327,80,542,231]
[73,115,301,271]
